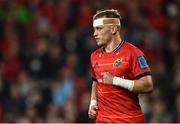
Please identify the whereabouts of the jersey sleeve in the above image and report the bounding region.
[130,48,152,79]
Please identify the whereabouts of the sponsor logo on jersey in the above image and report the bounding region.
[138,56,149,69]
[114,59,122,67]
[93,62,99,68]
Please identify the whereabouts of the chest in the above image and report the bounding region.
[92,52,131,78]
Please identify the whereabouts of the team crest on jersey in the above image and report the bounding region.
[114,59,122,67]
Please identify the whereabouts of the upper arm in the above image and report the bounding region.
[133,75,153,93]
[130,47,153,93]
[130,47,152,79]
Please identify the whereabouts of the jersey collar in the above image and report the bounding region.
[102,40,125,53]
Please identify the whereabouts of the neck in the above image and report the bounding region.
[105,35,122,53]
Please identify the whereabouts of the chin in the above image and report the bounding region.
[96,41,102,46]
[97,42,103,46]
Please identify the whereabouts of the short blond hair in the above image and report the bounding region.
[93,9,121,20]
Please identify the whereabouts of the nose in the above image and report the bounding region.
[93,30,97,37]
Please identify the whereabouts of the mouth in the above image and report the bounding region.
[95,37,99,41]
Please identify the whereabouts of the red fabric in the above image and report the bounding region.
[1,39,11,54]
[0,0,5,7]
[26,21,38,46]
[40,3,55,19]
[144,0,167,34]
[3,57,22,83]
[145,0,166,16]
[51,10,66,33]
[96,114,144,123]
[74,78,86,111]
[149,15,167,34]
[90,41,151,122]
[1,39,22,83]
[108,1,128,15]
[15,0,28,5]
[143,48,161,65]
[77,3,93,29]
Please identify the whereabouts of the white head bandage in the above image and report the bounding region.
[93,18,120,27]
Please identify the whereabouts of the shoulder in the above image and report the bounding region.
[90,48,102,59]
[123,41,140,51]
[123,41,144,55]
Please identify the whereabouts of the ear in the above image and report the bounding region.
[110,26,118,35]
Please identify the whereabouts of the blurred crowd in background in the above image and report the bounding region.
[0,0,179,123]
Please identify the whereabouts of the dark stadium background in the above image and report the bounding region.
[0,0,179,122]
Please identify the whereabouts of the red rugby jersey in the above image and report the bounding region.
[90,41,152,123]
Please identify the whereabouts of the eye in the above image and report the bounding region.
[95,27,103,31]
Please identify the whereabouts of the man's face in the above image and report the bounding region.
[93,25,112,47]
